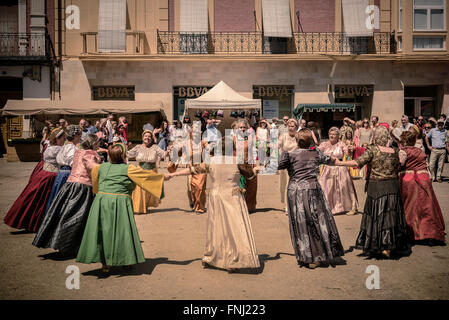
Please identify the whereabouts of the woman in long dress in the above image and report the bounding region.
[355,119,373,179]
[318,127,359,215]
[278,129,345,269]
[235,119,258,213]
[32,134,102,255]
[4,128,66,232]
[342,130,360,178]
[335,126,411,258]
[186,122,207,214]
[76,144,169,273]
[278,119,299,214]
[44,125,82,214]
[256,118,271,165]
[169,139,261,273]
[127,130,170,214]
[398,131,445,245]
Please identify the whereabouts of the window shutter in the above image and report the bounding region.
[98,0,126,53]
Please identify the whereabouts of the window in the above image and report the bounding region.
[98,0,126,53]
[413,0,445,31]
[180,0,208,54]
[398,36,402,51]
[399,0,402,31]
[413,36,445,50]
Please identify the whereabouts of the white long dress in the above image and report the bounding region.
[192,156,260,270]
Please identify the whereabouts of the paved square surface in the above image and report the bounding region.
[0,159,448,299]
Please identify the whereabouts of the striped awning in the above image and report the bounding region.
[294,104,355,119]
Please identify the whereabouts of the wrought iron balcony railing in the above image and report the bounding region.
[0,33,51,58]
[157,31,395,55]
[81,31,146,54]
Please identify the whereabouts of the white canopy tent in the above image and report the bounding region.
[185,81,261,110]
[184,81,261,134]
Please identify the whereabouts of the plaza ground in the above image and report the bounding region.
[0,159,448,300]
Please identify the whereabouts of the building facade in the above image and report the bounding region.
[0,0,55,159]
[2,0,449,155]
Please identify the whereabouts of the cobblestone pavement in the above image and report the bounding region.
[0,159,448,300]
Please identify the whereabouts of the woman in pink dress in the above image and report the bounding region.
[32,134,102,255]
[318,127,359,215]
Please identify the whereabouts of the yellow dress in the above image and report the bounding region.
[127,144,166,214]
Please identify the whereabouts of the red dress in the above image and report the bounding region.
[399,147,445,242]
[4,145,60,232]
[28,141,49,183]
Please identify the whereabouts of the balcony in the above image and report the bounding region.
[157,31,395,55]
[0,33,52,64]
[81,31,146,55]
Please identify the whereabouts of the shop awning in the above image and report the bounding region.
[185,81,261,109]
[2,100,166,116]
[294,103,355,119]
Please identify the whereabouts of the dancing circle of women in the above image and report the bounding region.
[3,123,446,274]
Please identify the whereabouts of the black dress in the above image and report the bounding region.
[278,149,345,265]
[355,146,411,256]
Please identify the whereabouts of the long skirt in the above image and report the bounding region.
[28,160,44,183]
[356,179,411,255]
[399,171,446,242]
[33,182,95,254]
[244,175,257,212]
[132,168,162,214]
[319,166,358,214]
[4,169,57,232]
[204,189,260,269]
[343,154,359,178]
[287,184,345,264]
[76,193,145,266]
[43,166,71,215]
[187,173,207,212]
[354,147,366,179]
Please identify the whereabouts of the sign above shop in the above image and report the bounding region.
[335,85,373,98]
[177,86,210,98]
[253,86,293,98]
[92,86,135,100]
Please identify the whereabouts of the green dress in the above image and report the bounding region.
[76,162,164,266]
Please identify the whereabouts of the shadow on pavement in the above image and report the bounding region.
[144,207,194,214]
[38,251,77,261]
[250,208,285,214]
[9,230,35,235]
[81,257,202,279]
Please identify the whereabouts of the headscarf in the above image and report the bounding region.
[65,125,81,141]
[378,122,390,132]
[80,134,99,150]
[373,125,389,147]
